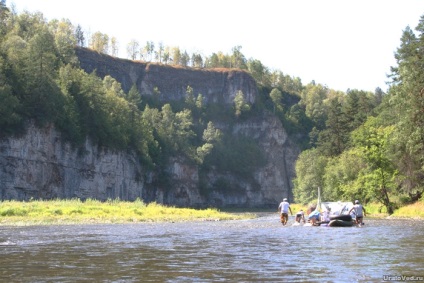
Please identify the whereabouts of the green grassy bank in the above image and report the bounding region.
[391,200,424,218]
[0,199,255,226]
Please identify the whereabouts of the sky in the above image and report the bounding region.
[9,0,424,92]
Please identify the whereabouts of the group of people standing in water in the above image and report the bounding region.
[277,198,366,226]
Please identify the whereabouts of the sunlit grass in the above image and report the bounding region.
[362,202,389,217]
[0,198,255,226]
[392,200,424,218]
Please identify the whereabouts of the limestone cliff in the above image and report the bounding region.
[0,123,144,201]
[75,47,257,105]
[0,49,300,207]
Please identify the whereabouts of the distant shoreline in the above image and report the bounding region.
[0,199,255,226]
[1,199,422,226]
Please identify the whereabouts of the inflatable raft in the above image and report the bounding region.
[328,219,354,227]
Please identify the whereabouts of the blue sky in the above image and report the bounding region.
[9,0,424,92]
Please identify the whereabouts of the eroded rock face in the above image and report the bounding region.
[201,114,299,207]
[0,49,300,207]
[75,47,257,105]
[0,123,144,201]
[0,115,298,207]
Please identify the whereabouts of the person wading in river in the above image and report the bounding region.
[348,200,366,226]
[295,209,306,224]
[278,198,293,225]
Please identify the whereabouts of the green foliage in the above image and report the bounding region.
[0,83,22,134]
[233,90,251,118]
[300,83,328,129]
[0,57,22,135]
[126,84,141,107]
[351,118,397,213]
[316,97,350,156]
[269,88,283,114]
[386,19,424,199]
[196,121,222,164]
[90,31,109,54]
[293,148,328,204]
[323,149,366,201]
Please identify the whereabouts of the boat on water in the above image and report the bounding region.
[328,218,354,227]
[307,188,356,227]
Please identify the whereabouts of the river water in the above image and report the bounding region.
[0,214,423,282]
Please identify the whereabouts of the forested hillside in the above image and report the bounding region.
[293,16,424,214]
[1,1,423,212]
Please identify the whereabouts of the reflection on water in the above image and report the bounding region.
[1,215,423,282]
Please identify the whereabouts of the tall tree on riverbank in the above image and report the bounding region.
[388,20,424,201]
[351,118,397,214]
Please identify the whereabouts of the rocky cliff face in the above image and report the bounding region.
[188,114,298,208]
[0,117,298,206]
[0,123,144,201]
[75,47,257,105]
[0,49,300,207]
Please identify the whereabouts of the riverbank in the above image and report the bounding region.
[1,199,422,226]
[391,200,424,218]
[0,199,255,226]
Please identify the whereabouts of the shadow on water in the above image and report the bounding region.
[0,214,423,282]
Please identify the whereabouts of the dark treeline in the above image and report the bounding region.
[1,1,423,212]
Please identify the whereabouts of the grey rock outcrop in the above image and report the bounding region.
[75,47,257,105]
[0,123,144,201]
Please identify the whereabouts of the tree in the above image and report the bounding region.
[388,19,424,200]
[110,36,118,57]
[144,41,154,61]
[351,118,397,214]
[317,97,349,156]
[185,85,195,107]
[343,89,374,132]
[233,90,250,117]
[277,72,303,95]
[191,52,203,68]
[180,50,190,67]
[126,84,141,107]
[0,0,10,36]
[247,59,269,86]
[90,31,109,53]
[293,148,328,204]
[24,26,63,124]
[197,121,222,163]
[51,19,77,64]
[170,46,181,65]
[323,149,366,202]
[12,11,46,41]
[0,83,22,135]
[75,24,85,46]
[300,83,328,129]
[162,46,170,64]
[127,39,140,60]
[103,75,125,98]
[269,88,283,114]
[195,94,204,110]
[207,53,220,68]
[155,41,164,63]
[231,45,246,69]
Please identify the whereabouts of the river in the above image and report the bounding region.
[0,214,423,282]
